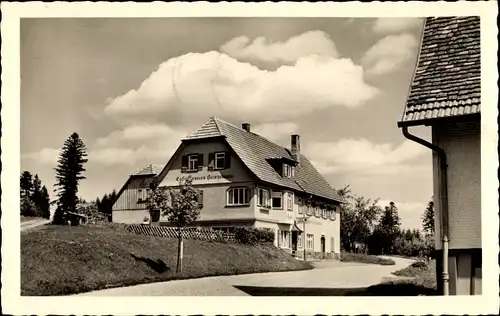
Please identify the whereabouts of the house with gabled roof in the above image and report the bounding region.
[113,117,343,259]
[112,164,164,223]
[398,16,481,295]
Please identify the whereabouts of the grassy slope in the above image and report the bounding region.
[340,252,396,265]
[21,215,44,222]
[390,259,437,290]
[21,225,312,296]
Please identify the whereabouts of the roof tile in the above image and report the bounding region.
[400,16,481,125]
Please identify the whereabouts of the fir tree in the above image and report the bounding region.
[40,185,51,219]
[422,200,435,235]
[53,133,88,224]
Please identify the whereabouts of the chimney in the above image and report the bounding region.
[291,134,300,163]
[242,123,251,132]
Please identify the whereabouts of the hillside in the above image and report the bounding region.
[21,224,312,296]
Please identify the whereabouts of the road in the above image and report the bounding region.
[21,218,51,232]
[79,256,414,296]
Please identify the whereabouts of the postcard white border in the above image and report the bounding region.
[2,1,498,315]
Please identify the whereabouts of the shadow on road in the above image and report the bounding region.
[233,283,438,296]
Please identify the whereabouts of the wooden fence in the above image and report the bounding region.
[126,224,237,243]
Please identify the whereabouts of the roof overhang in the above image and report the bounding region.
[397,112,480,128]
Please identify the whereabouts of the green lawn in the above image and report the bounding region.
[21,215,44,222]
[21,224,312,296]
[390,259,438,291]
[340,252,396,265]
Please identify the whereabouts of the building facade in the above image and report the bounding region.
[112,164,162,224]
[112,117,343,258]
[398,17,481,295]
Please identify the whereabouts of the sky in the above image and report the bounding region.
[20,17,433,230]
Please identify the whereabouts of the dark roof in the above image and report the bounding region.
[133,164,163,176]
[184,117,344,203]
[399,16,480,126]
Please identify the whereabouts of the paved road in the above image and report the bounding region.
[21,218,51,232]
[79,256,414,296]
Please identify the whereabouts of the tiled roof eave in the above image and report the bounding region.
[398,111,480,128]
[259,179,343,204]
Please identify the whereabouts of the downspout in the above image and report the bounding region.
[401,126,450,295]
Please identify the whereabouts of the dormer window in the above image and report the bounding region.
[283,163,295,178]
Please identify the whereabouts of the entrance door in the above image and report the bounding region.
[150,210,160,224]
[320,236,326,258]
[291,231,298,255]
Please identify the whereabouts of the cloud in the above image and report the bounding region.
[220,30,339,64]
[91,123,185,165]
[252,122,298,145]
[372,18,423,34]
[104,51,378,125]
[304,138,429,177]
[22,148,60,165]
[378,199,427,229]
[361,33,418,75]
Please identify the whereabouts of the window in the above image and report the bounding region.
[330,208,337,221]
[272,192,283,209]
[283,164,294,178]
[322,209,327,219]
[214,152,226,170]
[306,205,313,216]
[314,207,321,217]
[227,187,251,206]
[208,151,230,170]
[306,234,314,250]
[197,190,204,208]
[297,233,303,248]
[258,188,271,208]
[188,155,198,171]
[297,197,303,214]
[287,193,293,211]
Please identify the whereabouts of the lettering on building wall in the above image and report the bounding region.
[175,174,234,183]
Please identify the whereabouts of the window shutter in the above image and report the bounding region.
[181,155,188,172]
[197,153,204,171]
[225,151,231,169]
[208,152,215,171]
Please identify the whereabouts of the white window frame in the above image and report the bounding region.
[283,164,295,178]
[214,152,226,170]
[258,187,271,208]
[272,191,283,209]
[227,187,250,206]
[322,208,327,219]
[287,192,293,211]
[314,207,321,217]
[188,154,198,171]
[306,234,314,250]
[297,197,303,214]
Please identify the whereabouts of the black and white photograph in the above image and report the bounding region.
[1,2,498,315]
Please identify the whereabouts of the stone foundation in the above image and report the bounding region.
[286,249,340,260]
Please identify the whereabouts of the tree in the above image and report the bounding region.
[373,202,402,254]
[147,177,201,273]
[31,174,43,217]
[40,185,51,219]
[20,171,34,200]
[337,185,382,252]
[53,133,88,225]
[422,200,435,235]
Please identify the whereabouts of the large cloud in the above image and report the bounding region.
[304,138,429,177]
[361,33,418,75]
[91,123,186,165]
[252,121,299,146]
[220,30,339,64]
[372,18,423,34]
[104,51,379,125]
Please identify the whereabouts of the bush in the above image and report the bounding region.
[233,227,275,245]
[411,261,428,269]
